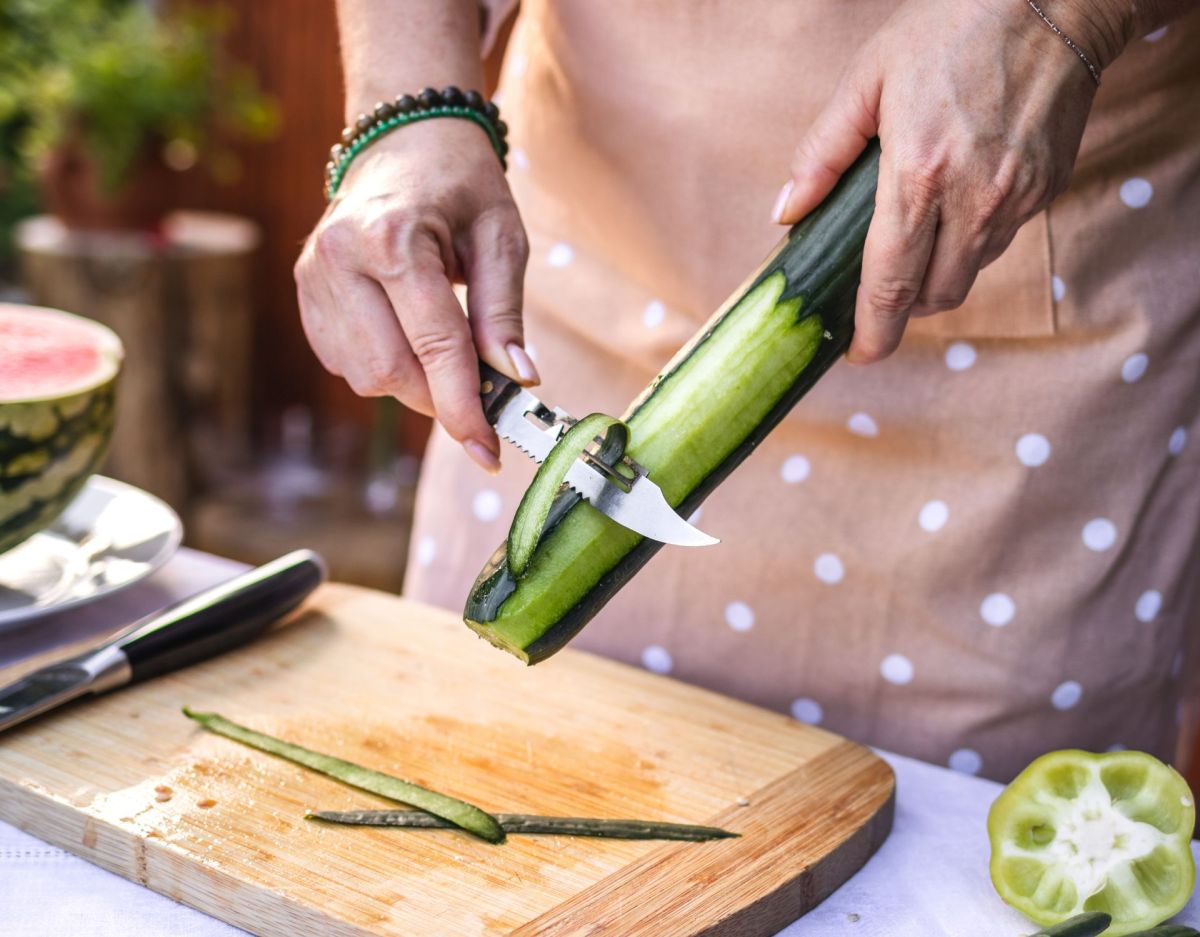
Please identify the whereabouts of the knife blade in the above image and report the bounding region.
[0,550,326,734]
[479,362,717,547]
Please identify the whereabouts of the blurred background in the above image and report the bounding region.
[0,0,490,592]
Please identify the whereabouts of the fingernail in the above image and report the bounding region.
[771,180,794,224]
[506,342,541,385]
[464,439,502,474]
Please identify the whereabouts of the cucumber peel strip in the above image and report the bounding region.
[306,809,739,841]
[182,708,505,844]
[507,413,628,578]
[1031,912,1113,936]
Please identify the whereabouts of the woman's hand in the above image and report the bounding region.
[773,0,1133,363]
[294,118,537,473]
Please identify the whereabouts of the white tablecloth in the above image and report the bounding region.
[2,548,1197,936]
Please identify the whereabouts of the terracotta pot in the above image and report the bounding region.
[37,134,177,232]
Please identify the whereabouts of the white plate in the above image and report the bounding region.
[0,476,182,630]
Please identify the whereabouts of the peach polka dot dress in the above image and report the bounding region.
[404,0,1200,782]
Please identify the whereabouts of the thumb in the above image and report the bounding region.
[464,206,540,386]
[773,64,881,226]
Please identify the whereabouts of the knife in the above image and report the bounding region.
[0,550,326,734]
[479,362,717,547]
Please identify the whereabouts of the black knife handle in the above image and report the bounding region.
[480,360,524,424]
[113,550,327,684]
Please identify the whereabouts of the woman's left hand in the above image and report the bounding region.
[773,0,1132,363]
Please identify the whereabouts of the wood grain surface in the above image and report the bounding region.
[0,584,894,936]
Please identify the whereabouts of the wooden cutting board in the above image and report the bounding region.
[0,584,894,936]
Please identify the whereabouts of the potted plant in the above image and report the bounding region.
[0,0,277,232]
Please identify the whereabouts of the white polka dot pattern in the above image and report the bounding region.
[918,500,949,532]
[1051,276,1066,303]
[547,243,574,267]
[414,535,436,567]
[790,698,823,725]
[881,654,914,685]
[1051,680,1083,710]
[1015,433,1052,467]
[814,553,844,584]
[641,645,673,674]
[980,593,1015,627]
[1135,589,1162,623]
[1169,427,1187,456]
[1121,353,1148,383]
[847,412,879,437]
[642,300,665,328]
[1143,26,1168,41]
[780,455,810,484]
[948,749,982,775]
[724,601,755,632]
[1082,518,1117,552]
[511,148,529,171]
[472,489,503,522]
[1119,178,1154,208]
[944,342,976,371]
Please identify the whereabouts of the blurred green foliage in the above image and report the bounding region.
[0,0,278,264]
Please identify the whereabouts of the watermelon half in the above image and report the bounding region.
[1,304,123,555]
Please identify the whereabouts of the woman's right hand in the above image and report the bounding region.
[294,118,537,474]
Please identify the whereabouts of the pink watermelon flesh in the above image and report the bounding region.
[0,306,118,401]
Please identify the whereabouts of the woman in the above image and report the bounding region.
[295,0,1199,781]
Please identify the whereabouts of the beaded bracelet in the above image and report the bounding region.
[325,86,509,199]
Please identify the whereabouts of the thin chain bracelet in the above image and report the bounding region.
[1025,0,1103,86]
[325,86,508,199]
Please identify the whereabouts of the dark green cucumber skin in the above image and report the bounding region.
[466,141,880,662]
[1030,913,1113,937]
[1123,928,1200,937]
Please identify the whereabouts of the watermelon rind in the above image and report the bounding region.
[1,305,123,556]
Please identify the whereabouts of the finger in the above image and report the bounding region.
[910,210,986,317]
[381,253,501,468]
[774,63,881,225]
[849,155,939,363]
[295,246,345,378]
[462,206,539,385]
[327,272,434,417]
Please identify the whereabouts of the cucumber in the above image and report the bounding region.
[465,141,880,663]
[1123,928,1200,937]
[507,413,627,578]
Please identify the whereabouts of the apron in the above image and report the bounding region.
[404,1,1200,782]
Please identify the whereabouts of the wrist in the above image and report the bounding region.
[1038,0,1134,70]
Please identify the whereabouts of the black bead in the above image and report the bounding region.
[355,113,374,132]
[417,87,441,109]
[330,143,344,161]
[395,94,417,114]
[483,101,500,121]
[441,86,465,106]
[373,101,396,120]
[494,119,508,138]
[341,127,357,145]
[464,89,484,111]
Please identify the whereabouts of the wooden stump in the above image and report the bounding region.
[16,212,260,514]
